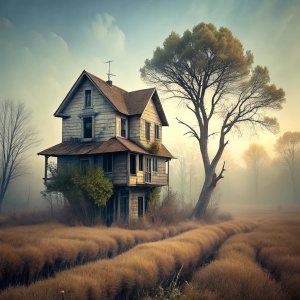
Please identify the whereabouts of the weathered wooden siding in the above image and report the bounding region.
[62,78,117,142]
[112,153,127,185]
[128,115,140,143]
[57,156,80,171]
[140,97,162,147]
[151,157,168,185]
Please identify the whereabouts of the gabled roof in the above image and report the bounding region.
[54,70,168,126]
[38,137,174,159]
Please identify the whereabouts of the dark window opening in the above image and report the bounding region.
[85,90,92,107]
[83,117,92,139]
[121,118,126,137]
[130,154,136,175]
[138,197,144,218]
[145,121,151,140]
[139,155,143,171]
[103,153,113,172]
[155,124,159,139]
[153,158,158,172]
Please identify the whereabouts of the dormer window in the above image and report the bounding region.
[121,118,126,138]
[85,90,92,108]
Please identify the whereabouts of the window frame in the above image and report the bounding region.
[139,154,143,171]
[103,153,113,172]
[80,157,94,173]
[82,116,94,141]
[121,118,127,138]
[84,89,92,108]
[153,158,158,172]
[130,153,137,175]
[145,158,151,183]
[145,121,151,141]
[155,124,160,139]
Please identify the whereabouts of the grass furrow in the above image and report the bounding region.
[0,219,258,300]
[182,215,300,300]
[0,221,202,289]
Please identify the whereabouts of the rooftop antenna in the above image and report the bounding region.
[104,60,115,86]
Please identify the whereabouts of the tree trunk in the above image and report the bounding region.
[191,170,217,219]
[0,193,4,214]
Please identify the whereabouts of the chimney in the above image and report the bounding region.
[106,80,112,87]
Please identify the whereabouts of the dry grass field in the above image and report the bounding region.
[0,208,299,300]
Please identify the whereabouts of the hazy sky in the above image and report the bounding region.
[0,0,299,210]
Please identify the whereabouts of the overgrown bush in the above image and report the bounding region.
[45,165,113,226]
[146,190,192,225]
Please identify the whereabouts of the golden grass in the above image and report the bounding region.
[182,210,300,300]
[0,221,203,288]
[0,219,258,299]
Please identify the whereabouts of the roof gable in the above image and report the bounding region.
[54,71,168,125]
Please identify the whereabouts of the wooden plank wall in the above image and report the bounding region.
[62,78,117,142]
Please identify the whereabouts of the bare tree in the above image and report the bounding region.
[274,131,300,204]
[243,143,269,202]
[0,99,39,213]
[140,22,285,218]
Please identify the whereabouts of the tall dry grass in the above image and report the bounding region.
[0,221,203,288]
[182,212,300,300]
[0,219,257,299]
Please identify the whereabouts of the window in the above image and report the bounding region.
[85,90,92,107]
[80,159,90,174]
[103,153,113,172]
[83,117,93,139]
[80,158,93,174]
[155,124,160,139]
[130,154,136,175]
[145,158,151,183]
[145,121,151,140]
[139,155,143,171]
[153,158,158,172]
[121,118,126,137]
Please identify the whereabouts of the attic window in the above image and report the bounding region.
[85,90,92,108]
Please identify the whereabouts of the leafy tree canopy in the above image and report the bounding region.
[141,22,285,218]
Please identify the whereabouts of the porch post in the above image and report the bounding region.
[127,152,130,186]
[167,159,170,196]
[44,156,49,185]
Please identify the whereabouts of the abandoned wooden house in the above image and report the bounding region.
[38,70,173,223]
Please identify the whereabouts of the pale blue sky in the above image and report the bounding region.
[0,0,299,209]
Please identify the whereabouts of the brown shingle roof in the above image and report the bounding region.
[123,88,155,115]
[86,72,129,115]
[38,138,174,159]
[54,71,168,125]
